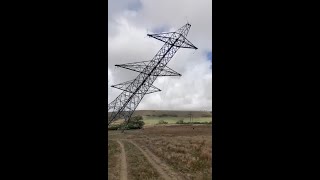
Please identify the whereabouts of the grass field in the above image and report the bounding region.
[143,116,212,125]
[108,124,212,180]
[108,140,121,180]
[109,110,213,126]
[124,140,162,180]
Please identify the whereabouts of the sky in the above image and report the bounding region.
[108,0,212,111]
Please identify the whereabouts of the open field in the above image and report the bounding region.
[131,110,212,118]
[108,140,121,180]
[109,110,212,126]
[143,116,212,125]
[108,125,212,180]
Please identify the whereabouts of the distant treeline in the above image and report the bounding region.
[145,114,212,118]
[157,119,212,125]
[146,114,178,117]
[132,110,212,118]
[176,120,212,125]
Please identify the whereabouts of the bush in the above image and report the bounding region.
[108,124,121,130]
[123,115,145,130]
[157,120,168,125]
[175,120,212,125]
[108,115,145,130]
[131,115,143,121]
[176,119,184,124]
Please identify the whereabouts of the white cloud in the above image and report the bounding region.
[108,0,212,111]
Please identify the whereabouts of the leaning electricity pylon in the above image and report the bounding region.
[107,23,197,131]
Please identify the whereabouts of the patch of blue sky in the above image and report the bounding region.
[206,51,212,61]
[128,0,142,11]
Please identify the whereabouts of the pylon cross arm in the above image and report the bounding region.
[111,79,161,95]
[115,61,181,76]
[147,32,198,50]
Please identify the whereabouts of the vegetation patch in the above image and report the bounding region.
[157,120,168,125]
[176,119,212,125]
[108,115,145,130]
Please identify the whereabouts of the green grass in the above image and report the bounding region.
[142,116,212,125]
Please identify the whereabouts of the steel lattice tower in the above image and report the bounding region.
[107,23,197,129]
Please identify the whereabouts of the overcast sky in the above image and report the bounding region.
[108,0,212,111]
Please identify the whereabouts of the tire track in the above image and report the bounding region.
[117,140,128,180]
[127,140,182,180]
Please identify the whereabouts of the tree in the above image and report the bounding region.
[176,119,184,124]
[123,115,145,130]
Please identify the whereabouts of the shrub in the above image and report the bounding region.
[157,120,168,125]
[108,115,145,130]
[131,115,143,121]
[174,120,212,125]
[108,124,121,130]
[123,115,145,130]
[176,119,184,124]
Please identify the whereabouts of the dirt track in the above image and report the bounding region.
[127,140,182,180]
[109,125,212,179]
[117,140,128,180]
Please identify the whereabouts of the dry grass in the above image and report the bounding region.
[140,125,212,136]
[123,140,162,180]
[108,125,212,180]
[108,140,121,180]
[134,127,212,179]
